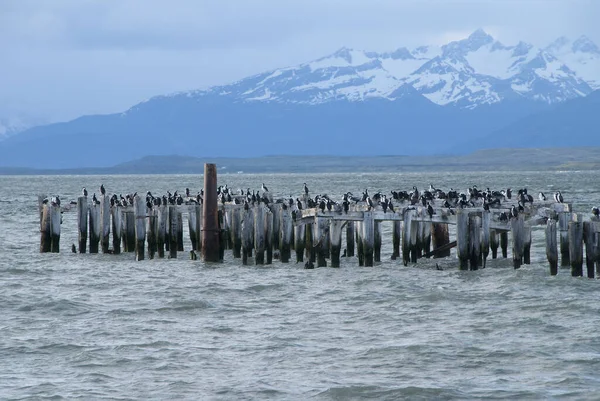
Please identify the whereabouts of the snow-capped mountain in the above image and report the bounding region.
[0,117,41,141]
[150,28,596,110]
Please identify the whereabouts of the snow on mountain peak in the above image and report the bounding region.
[572,35,600,54]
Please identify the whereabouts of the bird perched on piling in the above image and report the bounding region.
[554,191,564,203]
[82,187,88,197]
[303,183,309,195]
[510,205,519,218]
[427,202,434,218]
[261,183,269,193]
[100,184,106,195]
[538,192,547,201]
[592,207,599,217]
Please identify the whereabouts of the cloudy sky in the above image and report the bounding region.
[1,0,598,124]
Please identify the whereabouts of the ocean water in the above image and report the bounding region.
[1,171,600,400]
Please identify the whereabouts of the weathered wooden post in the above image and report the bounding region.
[356,221,364,266]
[402,209,413,266]
[330,220,343,267]
[481,210,490,267]
[168,205,178,259]
[373,221,382,262]
[583,221,596,278]
[224,208,233,250]
[89,204,101,253]
[188,205,198,251]
[231,207,242,258]
[254,206,266,265]
[523,227,532,265]
[147,207,157,259]
[421,220,431,257]
[490,229,499,259]
[559,212,571,266]
[469,215,481,270]
[568,220,583,277]
[218,210,226,261]
[202,164,220,262]
[111,204,122,255]
[265,210,273,264]
[196,206,203,253]
[294,223,305,263]
[313,216,328,267]
[409,211,419,263]
[271,204,281,251]
[546,219,558,275]
[100,195,111,253]
[134,195,146,261]
[511,215,525,269]
[50,204,61,253]
[431,223,450,258]
[500,232,508,258]
[346,221,355,257]
[156,205,167,258]
[363,211,375,267]
[280,207,293,263]
[176,210,184,252]
[77,196,88,253]
[305,222,315,263]
[241,209,253,265]
[40,204,52,253]
[456,209,469,270]
[392,220,401,260]
[123,209,136,252]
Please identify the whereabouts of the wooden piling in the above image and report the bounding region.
[147,207,157,259]
[231,207,242,258]
[242,209,253,265]
[356,221,364,266]
[363,211,375,267]
[421,220,431,257]
[559,212,571,267]
[254,206,266,265]
[188,205,198,251]
[168,205,178,259]
[481,211,490,267]
[456,209,469,270]
[568,220,583,277]
[511,215,525,269]
[265,210,273,264]
[305,222,315,263]
[40,205,51,253]
[202,163,220,262]
[156,205,167,258]
[431,223,450,258]
[409,212,419,263]
[346,221,355,258]
[77,196,88,253]
[218,210,226,261]
[196,206,203,253]
[89,204,101,254]
[111,204,122,255]
[50,204,61,253]
[176,211,184,252]
[402,209,413,266]
[392,220,401,260]
[469,215,481,270]
[330,220,343,267]
[134,195,146,261]
[373,221,382,262]
[523,227,532,265]
[490,229,499,259]
[100,195,111,253]
[583,221,595,278]
[271,204,281,251]
[500,232,508,258]
[546,219,558,275]
[313,216,328,267]
[294,223,304,263]
[280,207,293,263]
[123,210,135,252]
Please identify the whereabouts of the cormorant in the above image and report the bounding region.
[100,184,105,195]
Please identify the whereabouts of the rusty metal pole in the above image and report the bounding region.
[202,163,221,262]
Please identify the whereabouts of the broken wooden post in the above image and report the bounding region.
[568,220,583,277]
[392,220,401,260]
[147,207,157,259]
[431,223,450,258]
[481,210,490,267]
[49,203,61,253]
[469,214,481,270]
[241,209,253,265]
[176,210,184,252]
[330,220,343,267]
[89,204,101,254]
[500,232,508,258]
[254,206,266,265]
[265,209,273,264]
[546,219,558,276]
[231,207,242,258]
[280,207,293,263]
[559,212,571,266]
[271,204,281,251]
[168,205,178,259]
[511,215,525,269]
[402,209,413,266]
[294,223,305,263]
[123,209,135,252]
[77,196,88,253]
[356,221,364,266]
[583,221,596,279]
[346,221,355,257]
[363,211,375,267]
[313,216,328,267]
[456,209,469,270]
[40,204,51,253]
[202,163,220,262]
[305,222,315,264]
[134,195,146,261]
[373,221,382,262]
[523,227,532,265]
[409,211,419,263]
[100,195,110,253]
[188,205,199,251]
[111,204,122,255]
[156,205,167,258]
[490,229,499,259]
[421,220,431,257]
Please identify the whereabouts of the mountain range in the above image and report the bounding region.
[1,29,599,169]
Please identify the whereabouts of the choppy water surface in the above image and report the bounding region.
[1,172,600,400]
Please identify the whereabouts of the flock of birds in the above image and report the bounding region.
[43,183,600,220]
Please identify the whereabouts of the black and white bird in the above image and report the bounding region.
[303,183,309,195]
[510,205,519,218]
[100,184,106,195]
[296,198,303,210]
[426,202,434,218]
[82,187,88,197]
[366,196,374,211]
[538,192,547,201]
[554,191,564,203]
[592,207,600,217]
[261,183,269,193]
